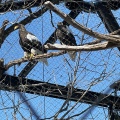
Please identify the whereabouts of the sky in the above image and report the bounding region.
[0,0,120,120]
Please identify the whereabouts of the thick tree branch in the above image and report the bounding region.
[44,1,120,43]
[4,51,66,70]
[0,20,9,48]
[45,42,120,51]
[87,29,120,45]
[5,41,120,70]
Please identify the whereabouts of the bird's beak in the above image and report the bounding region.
[14,25,19,30]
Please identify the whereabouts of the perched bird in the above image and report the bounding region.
[65,1,96,13]
[65,1,81,11]
[55,22,77,61]
[0,20,9,47]
[14,24,48,66]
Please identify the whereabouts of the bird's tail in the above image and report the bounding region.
[31,48,48,66]
[68,51,77,61]
[38,58,48,66]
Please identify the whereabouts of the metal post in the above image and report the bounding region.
[108,104,115,120]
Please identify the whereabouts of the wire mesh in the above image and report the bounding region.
[0,0,120,120]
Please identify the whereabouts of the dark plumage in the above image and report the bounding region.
[55,22,77,61]
[65,1,80,10]
[65,1,96,13]
[0,20,9,47]
[14,24,48,65]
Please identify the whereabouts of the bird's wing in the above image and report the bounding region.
[60,26,69,35]
[66,25,73,34]
[26,33,46,53]
[26,33,39,42]
[32,39,43,50]
[19,36,32,52]
[57,26,77,46]
[64,26,77,46]
[26,33,42,48]
[67,32,77,46]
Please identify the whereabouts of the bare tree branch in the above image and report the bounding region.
[0,20,9,48]
[45,42,120,51]
[60,86,91,119]
[4,51,66,70]
[44,1,120,43]
[4,40,120,70]
[54,83,73,118]
[87,29,120,45]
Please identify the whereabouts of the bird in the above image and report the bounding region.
[65,1,80,11]
[0,20,9,48]
[55,22,77,61]
[65,1,96,13]
[14,24,48,66]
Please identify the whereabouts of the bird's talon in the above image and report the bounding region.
[30,53,34,59]
[24,56,30,59]
[15,24,48,65]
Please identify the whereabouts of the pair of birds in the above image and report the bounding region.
[14,22,77,66]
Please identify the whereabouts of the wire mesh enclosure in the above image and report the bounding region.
[0,0,120,120]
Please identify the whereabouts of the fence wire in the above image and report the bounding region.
[0,0,120,120]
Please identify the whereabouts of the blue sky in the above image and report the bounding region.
[0,1,120,119]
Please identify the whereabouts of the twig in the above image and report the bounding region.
[19,93,41,120]
[60,86,91,119]
[49,10,56,28]
[54,84,73,118]
[4,40,120,70]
